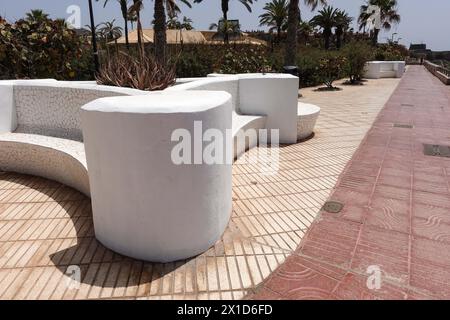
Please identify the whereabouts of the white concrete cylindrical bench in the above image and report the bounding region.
[81,91,233,263]
[297,103,320,140]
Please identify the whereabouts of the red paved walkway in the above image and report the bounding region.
[250,66,450,300]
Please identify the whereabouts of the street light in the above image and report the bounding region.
[88,0,100,74]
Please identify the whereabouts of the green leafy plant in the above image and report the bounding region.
[0,12,93,80]
[317,51,346,89]
[342,40,373,84]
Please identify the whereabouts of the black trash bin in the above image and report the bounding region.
[283,65,299,77]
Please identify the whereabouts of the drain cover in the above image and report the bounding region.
[394,124,413,129]
[401,103,414,107]
[423,144,450,158]
[322,201,344,213]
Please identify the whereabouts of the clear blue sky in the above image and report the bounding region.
[1,0,449,51]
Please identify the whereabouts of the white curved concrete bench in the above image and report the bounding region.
[0,74,300,263]
[297,103,320,140]
[81,91,233,262]
[0,133,89,196]
[0,81,145,197]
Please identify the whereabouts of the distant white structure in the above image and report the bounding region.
[365,5,381,32]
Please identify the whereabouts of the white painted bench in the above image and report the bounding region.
[0,81,146,196]
[0,74,300,263]
[364,61,406,79]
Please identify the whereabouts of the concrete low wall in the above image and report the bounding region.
[424,60,450,85]
[81,91,233,262]
[365,61,406,79]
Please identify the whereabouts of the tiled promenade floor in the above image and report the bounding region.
[251,66,450,300]
[0,76,400,300]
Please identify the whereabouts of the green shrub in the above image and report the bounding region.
[296,48,323,87]
[317,51,346,88]
[173,47,215,78]
[219,46,271,74]
[374,43,407,61]
[0,13,93,80]
[342,40,373,83]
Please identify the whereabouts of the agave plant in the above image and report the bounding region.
[96,52,176,90]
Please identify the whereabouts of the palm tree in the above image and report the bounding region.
[284,0,327,66]
[25,9,50,22]
[334,10,352,49]
[153,0,192,65]
[298,21,313,45]
[98,0,130,50]
[310,5,338,50]
[180,16,194,30]
[359,0,400,45]
[209,19,242,42]
[259,0,289,43]
[100,19,123,54]
[195,0,256,44]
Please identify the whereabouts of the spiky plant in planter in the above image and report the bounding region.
[96,53,176,91]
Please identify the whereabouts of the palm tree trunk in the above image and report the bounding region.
[120,1,130,51]
[124,18,130,51]
[133,0,144,58]
[277,26,281,44]
[324,31,330,50]
[154,0,167,65]
[285,0,299,66]
[372,28,380,46]
[88,0,100,74]
[222,0,229,44]
[336,29,342,49]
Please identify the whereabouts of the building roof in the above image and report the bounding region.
[112,29,267,46]
[114,29,207,45]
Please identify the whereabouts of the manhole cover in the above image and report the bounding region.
[393,124,413,129]
[322,201,344,213]
[423,144,450,158]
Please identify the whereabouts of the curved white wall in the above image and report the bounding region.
[81,91,233,262]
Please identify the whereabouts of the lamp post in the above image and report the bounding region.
[88,0,100,74]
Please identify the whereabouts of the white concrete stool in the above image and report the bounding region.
[81,91,233,262]
[297,102,320,140]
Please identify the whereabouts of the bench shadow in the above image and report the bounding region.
[0,172,190,291]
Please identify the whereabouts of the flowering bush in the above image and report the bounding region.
[317,52,346,89]
[0,12,93,80]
